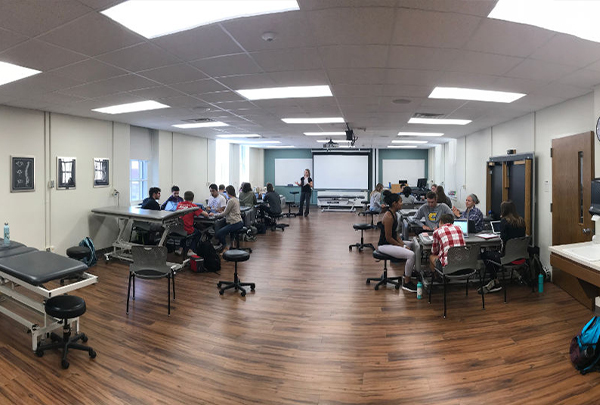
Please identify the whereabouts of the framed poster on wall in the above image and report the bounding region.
[10,156,35,192]
[57,157,76,190]
[93,158,109,187]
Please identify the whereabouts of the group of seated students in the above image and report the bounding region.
[138,181,283,255]
[376,187,526,295]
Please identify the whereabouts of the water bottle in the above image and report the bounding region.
[417,281,423,299]
[538,272,544,293]
[3,223,9,247]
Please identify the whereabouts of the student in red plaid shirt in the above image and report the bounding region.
[429,214,465,271]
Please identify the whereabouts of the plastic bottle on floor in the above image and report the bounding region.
[417,281,423,299]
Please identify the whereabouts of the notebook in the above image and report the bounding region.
[490,221,501,235]
[455,219,468,237]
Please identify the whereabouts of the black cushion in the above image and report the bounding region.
[45,295,86,319]
[223,249,250,262]
[373,250,394,261]
[361,200,369,204]
[353,223,372,230]
[66,246,91,260]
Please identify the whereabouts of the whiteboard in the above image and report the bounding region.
[275,159,312,186]
[382,159,425,186]
[313,154,369,189]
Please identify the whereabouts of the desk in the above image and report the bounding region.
[0,243,97,350]
[92,205,198,269]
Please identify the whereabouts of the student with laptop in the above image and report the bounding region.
[478,200,526,294]
[207,183,227,213]
[452,193,484,233]
[161,185,184,211]
[429,214,466,272]
[412,191,453,231]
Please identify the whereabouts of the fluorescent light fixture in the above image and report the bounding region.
[173,122,229,128]
[93,100,170,115]
[102,0,300,39]
[397,132,444,137]
[429,87,525,103]
[282,117,345,124]
[217,134,261,138]
[264,145,295,148]
[408,118,471,125]
[0,61,41,86]
[304,132,346,136]
[489,0,600,44]
[233,140,280,144]
[316,139,352,143]
[388,145,418,149]
[237,85,332,101]
[392,140,428,144]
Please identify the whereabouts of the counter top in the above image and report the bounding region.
[550,242,600,271]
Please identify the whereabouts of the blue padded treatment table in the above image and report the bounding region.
[0,251,87,286]
[0,240,38,259]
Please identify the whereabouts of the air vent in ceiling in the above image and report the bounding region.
[183,118,215,123]
[412,113,445,118]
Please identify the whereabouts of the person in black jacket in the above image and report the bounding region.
[295,168,313,217]
[479,200,526,294]
[141,187,161,210]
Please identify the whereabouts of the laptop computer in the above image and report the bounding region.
[490,220,502,235]
[455,219,468,237]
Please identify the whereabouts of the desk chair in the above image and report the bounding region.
[35,295,96,369]
[218,249,254,297]
[349,223,375,252]
[127,246,175,316]
[367,250,403,290]
[428,245,483,318]
[488,236,531,303]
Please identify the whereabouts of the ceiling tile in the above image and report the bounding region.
[170,78,228,95]
[384,69,442,86]
[138,63,206,85]
[198,91,245,104]
[252,47,323,72]
[388,46,459,70]
[529,83,591,100]
[332,84,383,97]
[190,54,262,77]
[127,86,185,100]
[0,39,86,71]
[152,25,243,61]
[446,50,523,76]
[216,74,277,89]
[380,84,431,98]
[0,27,28,53]
[75,0,122,10]
[268,70,329,86]
[437,71,499,89]
[0,72,83,98]
[320,45,389,69]
[51,58,128,82]
[557,69,600,89]
[491,76,548,94]
[505,59,576,82]
[300,1,396,10]
[328,68,387,85]
[529,34,600,68]
[391,8,482,48]
[97,42,181,72]
[61,74,158,98]
[396,0,496,17]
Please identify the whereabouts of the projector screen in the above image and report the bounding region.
[313,153,369,190]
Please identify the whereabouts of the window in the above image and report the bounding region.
[240,145,249,183]
[130,159,148,203]
[215,140,229,185]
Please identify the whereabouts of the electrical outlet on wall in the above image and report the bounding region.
[45,246,55,252]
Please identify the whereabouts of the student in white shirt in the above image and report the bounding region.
[207,183,227,213]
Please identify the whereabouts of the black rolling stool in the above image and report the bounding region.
[349,223,375,252]
[35,295,96,369]
[284,201,297,218]
[358,200,369,216]
[366,250,403,290]
[62,246,90,283]
[231,226,252,253]
[218,249,254,297]
[270,213,289,231]
[363,210,376,228]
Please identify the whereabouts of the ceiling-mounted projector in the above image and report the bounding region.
[322,138,339,149]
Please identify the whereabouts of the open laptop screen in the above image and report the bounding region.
[455,219,468,237]
[491,221,501,234]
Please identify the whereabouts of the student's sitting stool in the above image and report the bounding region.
[218,249,254,297]
[62,245,91,284]
[231,226,252,253]
[367,250,403,290]
[358,200,369,216]
[35,295,96,369]
[363,210,376,228]
[270,213,289,232]
[349,223,375,252]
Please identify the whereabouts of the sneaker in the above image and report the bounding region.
[478,280,502,294]
[213,244,224,253]
[187,250,197,257]
[174,248,183,256]
[402,280,418,293]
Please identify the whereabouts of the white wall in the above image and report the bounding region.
[491,113,534,156]
[465,128,492,212]
[172,133,209,202]
[250,147,264,188]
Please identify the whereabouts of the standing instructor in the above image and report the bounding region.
[295,168,313,217]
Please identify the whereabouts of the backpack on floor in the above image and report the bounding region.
[570,316,600,374]
[196,239,221,273]
[78,237,97,267]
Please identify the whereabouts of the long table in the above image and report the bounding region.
[0,241,97,350]
[92,205,198,269]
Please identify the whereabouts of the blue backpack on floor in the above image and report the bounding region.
[78,237,97,267]
[570,317,600,374]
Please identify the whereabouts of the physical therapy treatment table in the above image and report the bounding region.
[92,205,198,270]
[0,241,97,351]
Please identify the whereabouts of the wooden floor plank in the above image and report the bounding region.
[0,210,596,404]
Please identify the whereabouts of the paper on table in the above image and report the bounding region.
[476,233,498,239]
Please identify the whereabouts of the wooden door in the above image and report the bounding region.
[552,131,595,308]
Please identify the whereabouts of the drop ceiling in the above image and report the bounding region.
[0,0,599,149]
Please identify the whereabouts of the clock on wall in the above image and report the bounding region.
[597,116,600,141]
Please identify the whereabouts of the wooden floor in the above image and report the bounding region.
[0,210,598,404]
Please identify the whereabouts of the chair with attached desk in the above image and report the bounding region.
[487,236,531,303]
[428,245,484,318]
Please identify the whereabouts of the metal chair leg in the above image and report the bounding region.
[443,276,447,318]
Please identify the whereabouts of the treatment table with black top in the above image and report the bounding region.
[0,240,97,350]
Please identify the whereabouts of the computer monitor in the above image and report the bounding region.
[417,178,427,189]
[455,219,468,237]
[398,179,408,185]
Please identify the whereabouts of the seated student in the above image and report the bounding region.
[412,191,453,231]
[369,183,384,213]
[161,185,184,210]
[141,187,161,210]
[452,193,484,233]
[400,186,417,205]
[435,185,452,209]
[429,214,466,272]
[219,184,229,200]
[239,182,257,207]
[377,193,418,293]
[207,183,227,213]
[209,185,244,252]
[431,184,437,193]
[261,183,282,216]
[176,191,209,254]
[479,200,526,294]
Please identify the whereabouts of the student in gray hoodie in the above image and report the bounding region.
[412,191,453,230]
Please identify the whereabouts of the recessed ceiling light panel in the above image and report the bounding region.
[217,134,261,138]
[0,61,41,86]
[173,121,229,128]
[397,132,444,137]
[93,100,170,114]
[102,0,300,39]
[237,85,332,100]
[408,118,471,125]
[282,117,345,124]
[304,132,346,136]
[429,87,525,103]
[388,145,418,148]
[392,140,428,144]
